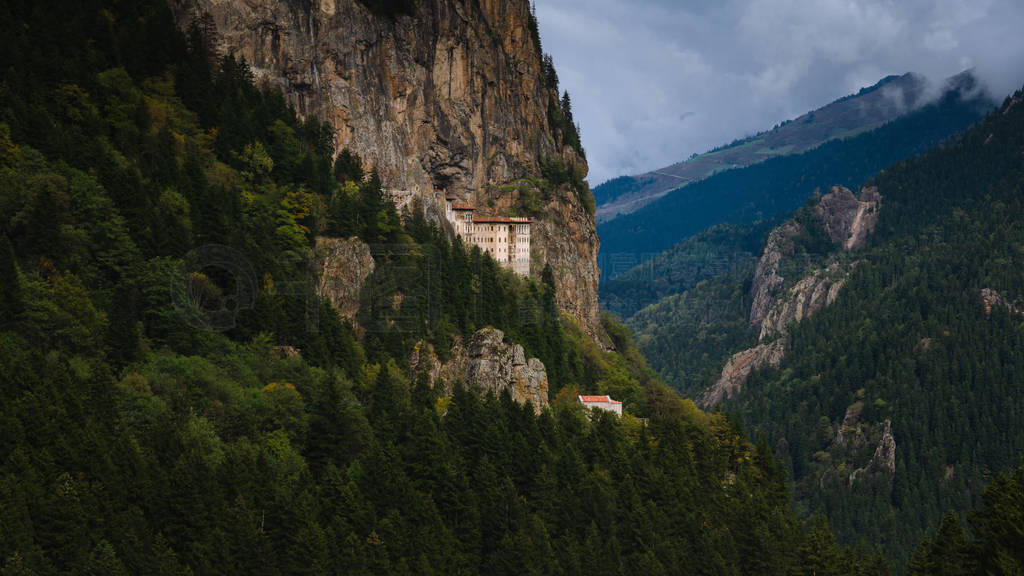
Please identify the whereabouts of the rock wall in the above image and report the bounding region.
[980,287,1024,318]
[410,327,548,412]
[816,186,880,251]
[750,186,879,337]
[758,262,849,340]
[172,0,603,340]
[749,220,800,330]
[699,340,785,408]
[704,186,881,408]
[314,236,375,321]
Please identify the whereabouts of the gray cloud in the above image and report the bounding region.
[536,0,1024,185]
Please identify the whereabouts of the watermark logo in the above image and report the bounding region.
[172,244,258,332]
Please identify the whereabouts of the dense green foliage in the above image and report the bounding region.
[0,0,887,574]
[616,86,1024,570]
[739,87,1024,569]
[909,461,1024,575]
[602,219,777,318]
[627,270,758,397]
[597,89,991,277]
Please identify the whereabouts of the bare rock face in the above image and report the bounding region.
[532,197,605,344]
[848,419,896,487]
[411,328,548,412]
[707,185,882,408]
[464,328,548,412]
[173,0,603,341]
[750,186,879,332]
[816,186,881,251]
[748,221,800,329]
[699,340,785,408]
[314,236,374,320]
[758,262,849,340]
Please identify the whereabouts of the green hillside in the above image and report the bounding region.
[618,83,1024,570]
[0,1,887,574]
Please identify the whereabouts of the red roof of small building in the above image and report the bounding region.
[444,195,456,201]
[452,203,475,211]
[578,395,622,404]
[472,216,532,224]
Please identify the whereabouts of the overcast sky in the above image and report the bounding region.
[536,0,1024,185]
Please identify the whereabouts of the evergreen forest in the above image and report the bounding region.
[612,77,1024,570]
[0,1,897,574]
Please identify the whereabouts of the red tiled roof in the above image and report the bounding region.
[472,216,532,224]
[452,203,475,211]
[578,395,622,404]
[444,195,456,201]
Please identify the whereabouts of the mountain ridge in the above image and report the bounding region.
[594,71,976,224]
[597,81,993,280]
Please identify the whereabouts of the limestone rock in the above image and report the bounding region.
[748,186,880,341]
[464,327,548,412]
[816,186,881,251]
[748,221,799,329]
[848,419,896,487]
[314,236,374,320]
[411,328,548,412]
[706,185,883,408]
[758,262,849,340]
[699,339,786,408]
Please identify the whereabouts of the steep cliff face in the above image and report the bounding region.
[748,220,800,330]
[314,236,375,323]
[173,0,602,339]
[750,186,879,337]
[758,262,849,341]
[703,186,880,407]
[816,185,880,251]
[699,340,785,408]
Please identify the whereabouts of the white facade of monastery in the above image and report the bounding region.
[444,194,531,276]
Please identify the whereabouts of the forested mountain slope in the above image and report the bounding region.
[597,86,992,279]
[909,461,1024,575]
[622,83,1024,570]
[0,1,887,574]
[601,219,778,319]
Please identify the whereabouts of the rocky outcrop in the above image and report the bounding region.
[750,186,878,333]
[314,236,374,320]
[705,186,881,407]
[848,419,896,487]
[980,287,1024,318]
[749,221,800,330]
[758,262,849,340]
[411,328,548,412]
[699,340,785,408]
[173,0,603,340]
[816,186,880,251]
[834,400,865,449]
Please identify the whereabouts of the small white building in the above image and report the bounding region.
[578,395,623,416]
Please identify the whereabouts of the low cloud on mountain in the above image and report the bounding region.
[537,0,1024,184]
